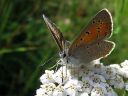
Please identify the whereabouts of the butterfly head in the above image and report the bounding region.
[59,40,71,64]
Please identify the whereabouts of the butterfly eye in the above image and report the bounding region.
[63,53,66,58]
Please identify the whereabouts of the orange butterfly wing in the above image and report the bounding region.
[69,9,113,56]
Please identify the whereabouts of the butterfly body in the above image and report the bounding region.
[43,8,115,66]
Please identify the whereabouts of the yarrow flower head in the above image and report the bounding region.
[35,60,128,96]
[39,8,128,96]
[40,70,55,84]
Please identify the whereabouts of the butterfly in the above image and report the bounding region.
[43,8,115,66]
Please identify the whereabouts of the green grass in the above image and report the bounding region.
[0,0,128,96]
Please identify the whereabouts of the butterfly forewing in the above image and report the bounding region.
[68,9,114,63]
[69,9,113,56]
[43,15,65,52]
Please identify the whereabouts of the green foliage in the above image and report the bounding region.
[0,0,128,95]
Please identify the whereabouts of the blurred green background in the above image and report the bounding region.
[0,0,128,96]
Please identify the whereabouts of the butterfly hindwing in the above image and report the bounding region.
[70,40,115,63]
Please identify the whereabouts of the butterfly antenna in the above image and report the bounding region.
[54,59,61,72]
[40,53,58,68]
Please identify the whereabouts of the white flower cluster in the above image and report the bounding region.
[35,60,128,96]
